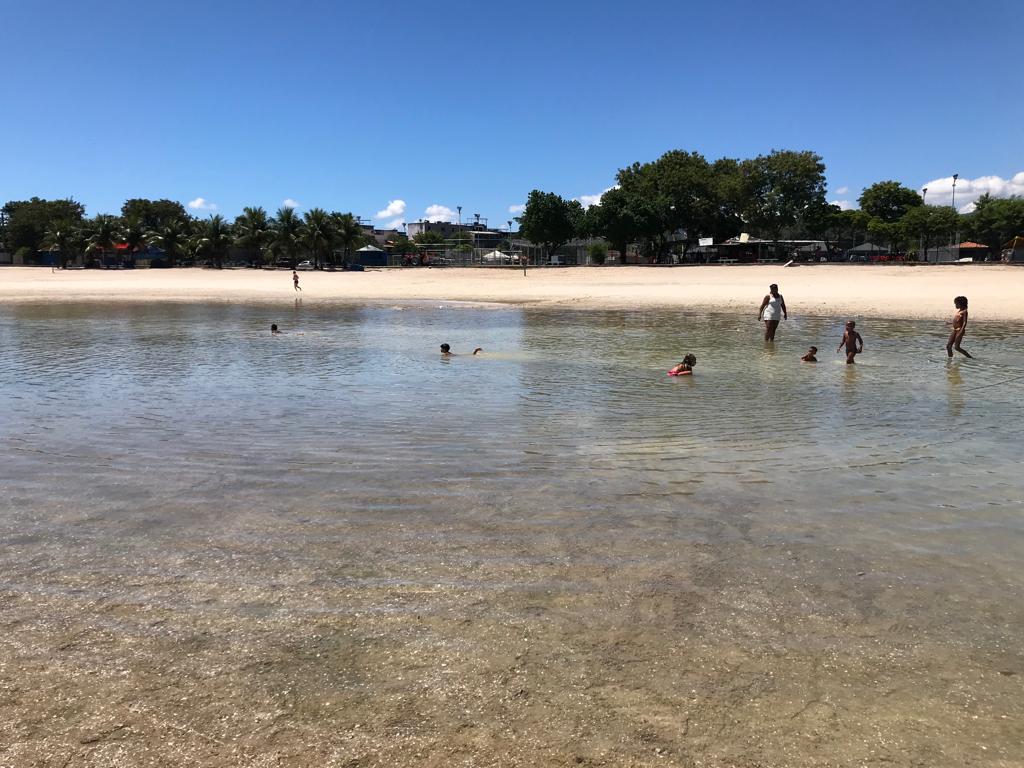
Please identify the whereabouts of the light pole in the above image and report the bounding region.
[951,174,959,258]
[507,220,513,264]
[920,187,928,262]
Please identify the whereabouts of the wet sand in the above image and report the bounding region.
[3,263,1024,320]
[2,510,1021,767]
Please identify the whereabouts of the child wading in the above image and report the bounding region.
[947,296,972,358]
[837,321,863,364]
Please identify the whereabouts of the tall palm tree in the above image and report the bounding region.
[270,207,302,270]
[43,221,82,268]
[331,212,365,268]
[194,215,233,269]
[147,218,190,268]
[234,206,273,267]
[299,208,335,270]
[84,215,119,267]
[120,216,148,268]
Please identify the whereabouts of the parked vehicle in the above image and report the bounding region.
[295,260,314,270]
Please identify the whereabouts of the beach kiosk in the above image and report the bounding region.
[354,244,386,267]
[1002,236,1024,263]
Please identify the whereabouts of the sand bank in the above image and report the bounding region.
[2,264,1023,320]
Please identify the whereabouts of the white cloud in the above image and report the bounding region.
[282,198,300,209]
[508,203,526,214]
[423,204,457,223]
[187,197,217,211]
[576,186,616,208]
[919,171,1024,212]
[375,199,406,220]
[830,200,854,211]
[835,186,849,195]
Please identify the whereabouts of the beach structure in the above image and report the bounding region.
[354,244,387,267]
[1002,236,1024,263]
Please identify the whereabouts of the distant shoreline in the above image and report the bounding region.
[2,264,1024,321]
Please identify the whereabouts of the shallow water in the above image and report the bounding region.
[1,302,1023,765]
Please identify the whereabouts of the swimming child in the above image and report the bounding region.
[837,321,863,364]
[668,354,697,375]
[292,271,301,291]
[271,323,281,335]
[440,344,482,356]
[800,346,818,362]
[947,296,972,359]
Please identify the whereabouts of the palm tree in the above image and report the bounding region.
[270,207,302,270]
[331,212,365,268]
[120,216,148,268]
[234,206,273,267]
[194,215,233,269]
[299,208,335,270]
[83,215,119,267]
[43,221,82,268]
[147,218,190,268]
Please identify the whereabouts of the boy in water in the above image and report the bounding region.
[800,346,818,363]
[947,296,972,358]
[271,324,281,335]
[837,321,863,364]
[440,344,482,356]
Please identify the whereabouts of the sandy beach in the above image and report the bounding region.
[3,264,1024,321]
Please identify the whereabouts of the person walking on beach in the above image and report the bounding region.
[947,296,973,359]
[758,283,787,341]
[292,270,301,291]
[837,321,863,364]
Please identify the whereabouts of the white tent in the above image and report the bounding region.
[357,244,384,252]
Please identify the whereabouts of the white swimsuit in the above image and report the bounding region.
[763,294,783,321]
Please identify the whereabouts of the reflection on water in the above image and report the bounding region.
[2,303,1024,566]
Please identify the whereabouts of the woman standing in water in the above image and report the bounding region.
[758,283,787,341]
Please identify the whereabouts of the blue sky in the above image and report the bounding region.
[3,0,1022,227]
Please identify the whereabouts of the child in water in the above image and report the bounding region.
[271,324,281,335]
[440,343,482,356]
[800,346,818,362]
[837,321,864,364]
[668,354,697,375]
[947,296,972,358]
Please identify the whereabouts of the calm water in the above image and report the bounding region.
[2,302,1024,602]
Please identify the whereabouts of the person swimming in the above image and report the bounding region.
[801,346,818,362]
[271,324,281,335]
[440,343,482,356]
[668,354,697,375]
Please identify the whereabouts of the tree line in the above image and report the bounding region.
[517,149,1024,261]
[0,198,371,269]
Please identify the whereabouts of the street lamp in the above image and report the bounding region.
[919,187,928,262]
[951,174,959,257]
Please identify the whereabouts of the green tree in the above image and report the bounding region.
[900,205,959,260]
[412,229,445,245]
[740,150,827,252]
[858,181,923,224]
[587,241,608,265]
[587,187,640,262]
[83,214,120,265]
[194,215,234,269]
[967,194,1024,253]
[518,190,584,261]
[43,221,84,268]
[270,207,302,269]
[147,218,191,268]
[300,208,336,269]
[234,206,274,266]
[120,217,148,266]
[121,199,188,231]
[331,212,365,266]
[3,197,86,254]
